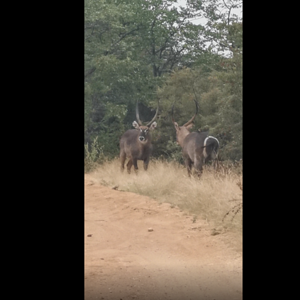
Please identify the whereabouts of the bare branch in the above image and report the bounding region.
[111,27,139,48]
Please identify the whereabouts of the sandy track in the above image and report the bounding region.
[84,174,242,300]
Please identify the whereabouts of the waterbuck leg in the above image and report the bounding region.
[143,157,149,171]
[194,157,204,178]
[185,158,192,177]
[120,153,126,172]
[126,159,133,174]
[133,158,139,174]
[213,158,219,170]
[196,169,203,178]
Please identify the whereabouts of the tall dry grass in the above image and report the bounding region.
[87,158,243,234]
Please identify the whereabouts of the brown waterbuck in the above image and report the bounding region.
[120,101,158,173]
[172,99,219,177]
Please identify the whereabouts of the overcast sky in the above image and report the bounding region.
[174,0,242,25]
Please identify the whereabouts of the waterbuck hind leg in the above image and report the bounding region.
[196,169,203,178]
[194,158,204,179]
[213,157,219,170]
[185,158,193,177]
[126,159,133,174]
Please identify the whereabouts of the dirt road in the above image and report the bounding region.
[84,174,242,300]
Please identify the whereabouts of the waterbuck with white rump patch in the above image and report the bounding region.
[120,101,158,174]
[172,99,219,177]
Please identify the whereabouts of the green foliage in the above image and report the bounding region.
[84,137,106,172]
[84,0,242,163]
[155,60,242,160]
[164,140,184,163]
[85,102,127,158]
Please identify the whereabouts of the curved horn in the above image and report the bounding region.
[146,100,159,127]
[183,99,199,127]
[135,101,143,126]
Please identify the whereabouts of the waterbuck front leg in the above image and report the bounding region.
[126,159,133,174]
[132,157,139,174]
[143,157,149,171]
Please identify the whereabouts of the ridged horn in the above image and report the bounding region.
[135,101,143,126]
[182,99,199,127]
[136,100,159,127]
[146,100,159,127]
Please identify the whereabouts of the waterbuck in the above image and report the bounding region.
[120,101,158,173]
[172,99,219,177]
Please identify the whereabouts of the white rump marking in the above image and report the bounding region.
[203,136,219,158]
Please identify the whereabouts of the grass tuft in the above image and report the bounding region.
[88,158,242,235]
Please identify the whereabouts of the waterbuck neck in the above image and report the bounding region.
[176,127,191,148]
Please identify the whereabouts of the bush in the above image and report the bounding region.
[84,137,106,172]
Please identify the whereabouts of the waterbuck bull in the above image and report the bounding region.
[172,99,219,177]
[120,101,158,173]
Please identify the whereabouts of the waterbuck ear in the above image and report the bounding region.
[132,121,139,129]
[149,121,157,130]
[174,122,179,130]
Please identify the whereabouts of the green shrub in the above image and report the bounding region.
[84,137,105,172]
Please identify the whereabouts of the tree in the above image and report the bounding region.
[154,46,242,161]
[84,0,243,161]
[84,0,206,157]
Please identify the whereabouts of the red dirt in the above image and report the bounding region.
[85,174,242,300]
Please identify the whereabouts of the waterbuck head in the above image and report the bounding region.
[172,99,199,147]
[132,101,158,144]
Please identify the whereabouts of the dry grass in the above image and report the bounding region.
[87,158,243,235]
